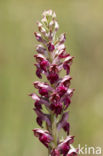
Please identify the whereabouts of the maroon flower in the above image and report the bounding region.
[63,63,70,75]
[56,85,67,96]
[34,108,51,127]
[61,75,72,87]
[48,42,55,52]
[50,102,62,116]
[57,136,74,155]
[50,92,60,103]
[47,72,59,84]
[39,88,48,97]
[36,116,43,127]
[57,112,70,134]
[35,64,42,78]
[34,101,42,110]
[33,128,53,148]
[40,60,49,71]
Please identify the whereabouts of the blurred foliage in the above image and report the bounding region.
[0,0,103,156]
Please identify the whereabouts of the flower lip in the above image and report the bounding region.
[33,81,52,91]
[56,85,67,96]
[34,53,46,62]
[67,148,78,156]
[36,44,47,54]
[60,75,72,87]
[59,33,66,44]
[29,93,40,101]
[33,109,51,127]
[34,32,43,42]
[57,136,75,154]
[39,88,49,97]
[32,128,53,148]
[40,60,49,72]
[57,111,70,134]
[47,72,59,84]
[34,101,42,110]
[48,42,55,52]
[50,102,62,115]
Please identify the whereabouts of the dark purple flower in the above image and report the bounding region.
[63,123,70,135]
[48,42,55,52]
[34,101,42,110]
[63,63,70,75]
[58,49,70,59]
[36,116,43,127]
[33,81,53,92]
[34,64,42,78]
[61,75,72,87]
[50,92,60,103]
[39,88,48,97]
[40,60,49,71]
[57,112,70,134]
[34,108,51,127]
[47,72,59,84]
[34,53,46,63]
[60,89,75,109]
[64,55,74,64]
[57,136,74,155]
[33,128,53,148]
[56,85,67,96]
[47,64,59,84]
[50,102,62,115]
[63,96,71,109]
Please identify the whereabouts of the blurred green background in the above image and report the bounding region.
[0,0,103,156]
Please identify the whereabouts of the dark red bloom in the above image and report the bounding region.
[34,101,42,110]
[47,72,59,84]
[35,64,42,78]
[33,128,53,148]
[48,42,55,52]
[34,108,51,127]
[57,136,74,155]
[57,85,67,96]
[50,102,62,115]
[40,60,49,71]
[61,75,72,87]
[39,88,48,97]
[36,116,43,127]
[63,63,70,75]
[63,96,71,109]
[57,112,70,134]
[50,92,60,103]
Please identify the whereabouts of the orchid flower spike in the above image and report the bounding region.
[30,9,78,156]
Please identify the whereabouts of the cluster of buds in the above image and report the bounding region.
[30,10,78,156]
